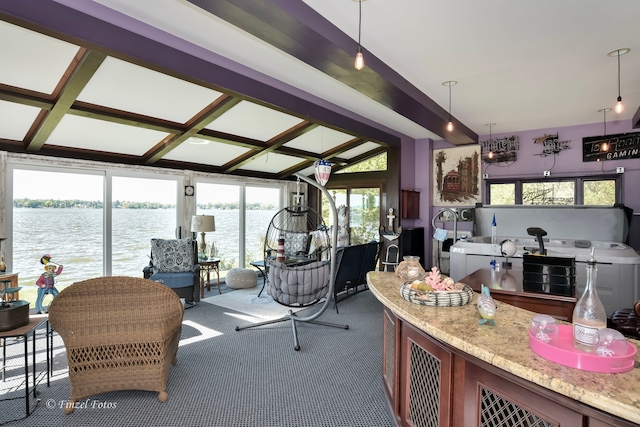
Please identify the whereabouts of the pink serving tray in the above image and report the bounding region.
[528,325,637,373]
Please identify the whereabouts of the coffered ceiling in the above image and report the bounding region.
[1,0,639,180]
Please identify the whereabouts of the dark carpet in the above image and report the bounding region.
[2,290,394,427]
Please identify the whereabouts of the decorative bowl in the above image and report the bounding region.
[399,282,474,307]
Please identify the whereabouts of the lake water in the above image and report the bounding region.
[10,208,278,288]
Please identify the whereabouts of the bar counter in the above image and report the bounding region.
[367,271,640,426]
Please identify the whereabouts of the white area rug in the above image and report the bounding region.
[201,287,305,321]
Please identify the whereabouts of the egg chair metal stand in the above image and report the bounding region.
[235,173,348,351]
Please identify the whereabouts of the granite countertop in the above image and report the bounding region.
[367,271,640,425]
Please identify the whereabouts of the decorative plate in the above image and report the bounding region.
[399,282,474,307]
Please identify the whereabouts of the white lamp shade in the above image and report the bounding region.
[191,215,215,232]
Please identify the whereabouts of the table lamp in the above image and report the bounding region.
[191,215,215,261]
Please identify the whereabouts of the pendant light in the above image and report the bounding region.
[486,123,496,160]
[598,108,611,158]
[442,81,457,132]
[354,0,365,70]
[608,48,630,114]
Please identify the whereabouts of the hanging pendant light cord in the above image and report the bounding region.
[448,84,452,122]
[600,108,610,171]
[617,51,621,99]
[358,0,362,50]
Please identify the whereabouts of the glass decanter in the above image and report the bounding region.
[572,248,607,352]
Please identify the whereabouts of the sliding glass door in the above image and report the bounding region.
[245,186,280,265]
[111,176,177,276]
[195,183,240,272]
[12,168,104,288]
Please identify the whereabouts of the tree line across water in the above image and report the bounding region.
[13,198,276,210]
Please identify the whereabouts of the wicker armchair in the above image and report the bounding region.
[48,276,183,414]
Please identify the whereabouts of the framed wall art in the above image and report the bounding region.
[433,145,481,206]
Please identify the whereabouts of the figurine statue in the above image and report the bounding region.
[477,284,497,326]
[35,254,63,314]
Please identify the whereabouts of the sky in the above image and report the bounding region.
[13,169,280,205]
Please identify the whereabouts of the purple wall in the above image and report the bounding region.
[401,119,640,261]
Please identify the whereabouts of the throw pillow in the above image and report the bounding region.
[151,238,194,273]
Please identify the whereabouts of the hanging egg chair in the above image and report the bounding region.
[236,173,348,351]
[263,204,331,307]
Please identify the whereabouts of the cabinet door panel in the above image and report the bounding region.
[382,306,400,420]
[463,361,583,426]
[400,322,452,427]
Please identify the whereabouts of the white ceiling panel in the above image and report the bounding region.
[339,142,382,159]
[45,115,168,156]
[163,138,252,165]
[0,101,42,140]
[296,165,317,178]
[0,21,80,94]
[283,126,353,154]
[240,152,304,174]
[205,101,304,141]
[77,57,224,123]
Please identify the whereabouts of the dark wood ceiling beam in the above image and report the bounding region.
[0,84,186,134]
[265,121,318,150]
[221,121,318,173]
[320,137,367,160]
[0,1,401,150]
[275,146,322,161]
[26,49,106,152]
[331,146,387,173]
[197,129,268,149]
[70,101,184,133]
[187,0,478,145]
[0,84,53,109]
[144,95,242,164]
[218,149,263,173]
[277,160,314,180]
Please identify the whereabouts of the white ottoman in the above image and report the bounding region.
[226,268,258,289]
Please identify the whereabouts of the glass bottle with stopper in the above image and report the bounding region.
[572,248,607,352]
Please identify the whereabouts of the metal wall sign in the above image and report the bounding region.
[533,134,571,156]
[480,135,519,163]
[583,131,640,162]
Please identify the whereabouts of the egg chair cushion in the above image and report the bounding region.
[267,260,330,306]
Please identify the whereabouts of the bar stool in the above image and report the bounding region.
[382,244,400,272]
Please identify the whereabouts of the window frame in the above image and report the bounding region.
[485,174,622,206]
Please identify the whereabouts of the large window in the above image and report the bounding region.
[584,179,617,205]
[195,182,281,270]
[12,168,104,295]
[112,176,177,276]
[8,159,286,307]
[245,186,280,264]
[486,176,620,206]
[523,181,575,205]
[321,187,380,245]
[195,183,240,271]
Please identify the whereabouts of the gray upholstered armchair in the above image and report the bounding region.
[143,238,200,305]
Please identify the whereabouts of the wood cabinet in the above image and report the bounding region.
[401,190,420,219]
[384,309,638,427]
[382,307,400,423]
[400,321,453,427]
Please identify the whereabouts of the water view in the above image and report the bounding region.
[11,208,278,289]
